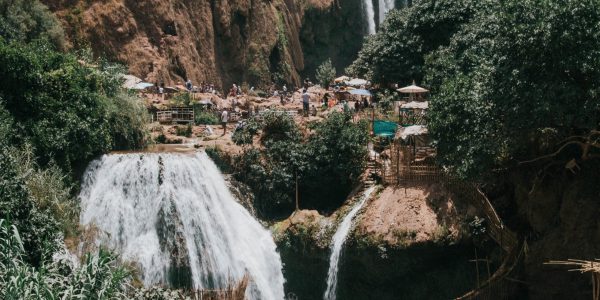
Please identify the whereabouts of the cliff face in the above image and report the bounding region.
[41,0,363,90]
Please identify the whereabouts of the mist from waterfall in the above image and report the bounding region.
[79,152,285,300]
[324,186,376,300]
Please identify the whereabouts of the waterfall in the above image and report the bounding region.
[323,186,376,300]
[79,152,285,300]
[378,0,396,25]
[363,0,376,35]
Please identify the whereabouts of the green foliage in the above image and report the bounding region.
[315,58,336,88]
[175,124,193,138]
[347,0,482,85]
[171,92,193,107]
[230,112,368,218]
[194,111,219,125]
[0,40,148,173]
[0,219,131,299]
[0,0,65,49]
[0,146,61,266]
[426,0,600,178]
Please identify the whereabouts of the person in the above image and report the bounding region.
[354,100,360,112]
[282,84,288,96]
[220,109,229,135]
[302,89,310,117]
[280,93,285,105]
[363,97,369,109]
[186,79,193,91]
[310,105,317,116]
[158,83,164,101]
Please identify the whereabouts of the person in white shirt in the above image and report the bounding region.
[220,109,229,135]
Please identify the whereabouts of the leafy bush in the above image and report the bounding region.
[175,124,193,137]
[0,0,65,49]
[230,112,368,218]
[195,111,219,125]
[0,219,131,299]
[0,146,61,266]
[426,0,600,178]
[347,0,482,85]
[171,92,193,106]
[0,40,148,173]
[315,58,336,88]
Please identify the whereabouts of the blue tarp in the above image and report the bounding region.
[374,120,397,137]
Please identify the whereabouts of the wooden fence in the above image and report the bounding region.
[157,106,194,124]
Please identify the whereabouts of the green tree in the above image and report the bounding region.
[347,0,482,86]
[427,0,600,179]
[315,58,336,88]
[0,40,147,173]
[230,112,368,217]
[0,0,65,49]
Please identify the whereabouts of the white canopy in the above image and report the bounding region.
[397,82,429,94]
[401,101,429,109]
[346,78,368,86]
[122,74,142,89]
[397,125,428,140]
[334,76,350,83]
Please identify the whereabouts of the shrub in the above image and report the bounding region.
[0,0,65,49]
[0,40,148,173]
[315,58,336,88]
[194,111,219,125]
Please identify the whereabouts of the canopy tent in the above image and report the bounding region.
[122,74,142,89]
[401,101,429,109]
[396,125,428,141]
[397,82,429,94]
[346,78,368,87]
[349,89,372,96]
[373,120,398,138]
[132,82,155,90]
[334,76,350,83]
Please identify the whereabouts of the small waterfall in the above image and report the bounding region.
[363,0,376,35]
[324,186,376,300]
[378,0,396,26]
[79,152,285,300]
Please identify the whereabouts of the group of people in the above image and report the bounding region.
[228,84,243,97]
[186,79,217,94]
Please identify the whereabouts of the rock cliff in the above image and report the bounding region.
[41,0,365,90]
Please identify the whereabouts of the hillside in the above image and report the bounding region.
[40,0,365,89]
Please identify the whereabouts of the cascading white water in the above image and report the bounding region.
[378,0,396,25]
[79,152,285,300]
[323,186,376,300]
[363,0,377,35]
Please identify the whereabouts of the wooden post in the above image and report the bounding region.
[475,248,480,288]
[295,172,299,211]
[371,106,375,136]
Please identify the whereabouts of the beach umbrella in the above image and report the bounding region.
[349,89,372,96]
[397,81,429,94]
[346,78,368,86]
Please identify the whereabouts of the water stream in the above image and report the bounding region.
[363,0,377,34]
[323,186,376,300]
[378,0,396,25]
[79,152,285,300]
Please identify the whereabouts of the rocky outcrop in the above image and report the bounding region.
[41,0,365,90]
[495,160,600,299]
[273,184,477,299]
